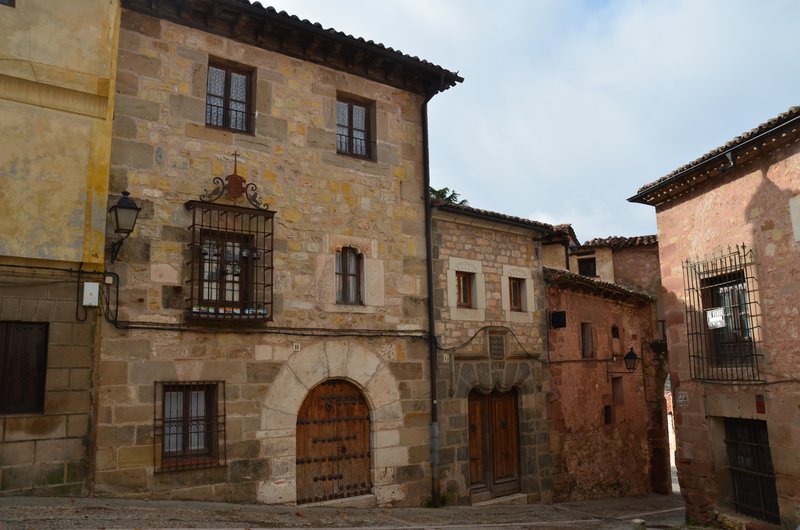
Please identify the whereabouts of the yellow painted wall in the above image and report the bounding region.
[0,0,120,266]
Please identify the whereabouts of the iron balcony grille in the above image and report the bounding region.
[185,201,274,322]
[154,381,226,472]
[205,102,253,133]
[724,418,780,524]
[683,245,761,381]
[336,133,375,159]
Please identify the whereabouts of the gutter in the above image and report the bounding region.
[628,113,800,205]
[422,90,441,508]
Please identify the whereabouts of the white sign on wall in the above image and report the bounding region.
[676,391,689,407]
[706,307,726,329]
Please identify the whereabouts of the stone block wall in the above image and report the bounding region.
[655,141,800,527]
[0,273,97,496]
[95,9,435,506]
[546,284,661,501]
[432,214,552,504]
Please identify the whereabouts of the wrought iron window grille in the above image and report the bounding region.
[724,418,780,524]
[185,153,274,322]
[683,245,762,381]
[154,381,226,472]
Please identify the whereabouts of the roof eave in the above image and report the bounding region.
[121,0,463,96]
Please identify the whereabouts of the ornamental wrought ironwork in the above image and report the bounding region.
[199,152,268,209]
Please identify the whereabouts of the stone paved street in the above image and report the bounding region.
[0,493,686,530]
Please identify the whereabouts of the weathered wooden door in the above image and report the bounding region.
[468,389,520,501]
[296,379,371,504]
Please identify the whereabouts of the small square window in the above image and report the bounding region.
[336,247,363,305]
[336,98,373,159]
[581,322,594,358]
[0,322,48,414]
[155,381,225,472]
[578,257,597,277]
[603,404,613,425]
[611,325,620,339]
[206,61,253,132]
[456,271,475,308]
[509,277,524,312]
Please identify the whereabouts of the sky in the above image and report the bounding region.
[267,0,800,241]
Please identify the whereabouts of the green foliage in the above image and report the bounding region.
[429,186,468,206]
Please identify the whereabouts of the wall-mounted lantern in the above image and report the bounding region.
[108,191,141,262]
[623,347,639,372]
[608,347,640,380]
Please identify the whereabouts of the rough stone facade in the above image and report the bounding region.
[544,274,661,500]
[95,5,458,506]
[0,0,120,496]
[431,205,552,505]
[632,107,800,528]
[0,276,98,495]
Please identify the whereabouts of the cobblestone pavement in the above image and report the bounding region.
[0,493,686,530]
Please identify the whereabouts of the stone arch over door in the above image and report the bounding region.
[257,341,402,505]
[450,359,549,503]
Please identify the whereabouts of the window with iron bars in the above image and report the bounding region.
[154,381,226,472]
[724,418,780,524]
[683,246,761,381]
[185,201,274,321]
[206,61,253,133]
[336,97,374,159]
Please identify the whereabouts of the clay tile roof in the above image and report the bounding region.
[630,106,800,205]
[432,200,555,233]
[543,267,655,303]
[121,0,463,96]
[579,234,658,249]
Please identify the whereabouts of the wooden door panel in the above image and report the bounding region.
[296,380,371,504]
[490,390,519,495]
[468,393,486,488]
[468,389,520,500]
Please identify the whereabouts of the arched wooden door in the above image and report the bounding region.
[296,379,371,504]
[468,388,520,502]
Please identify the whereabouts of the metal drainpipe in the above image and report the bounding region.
[422,91,441,507]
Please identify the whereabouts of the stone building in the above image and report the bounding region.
[430,201,554,505]
[542,233,671,500]
[94,0,460,506]
[0,0,121,494]
[630,106,800,528]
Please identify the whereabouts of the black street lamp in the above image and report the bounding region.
[623,347,640,372]
[108,191,141,262]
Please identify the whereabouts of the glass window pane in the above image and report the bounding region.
[335,250,342,274]
[206,95,224,126]
[336,101,349,127]
[347,249,357,272]
[352,104,366,129]
[347,275,359,303]
[164,391,183,453]
[207,66,225,97]
[229,101,246,131]
[353,130,366,156]
[189,390,207,451]
[230,72,247,102]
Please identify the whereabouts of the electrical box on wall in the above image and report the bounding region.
[83,282,100,307]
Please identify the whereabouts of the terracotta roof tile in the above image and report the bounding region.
[579,234,658,249]
[543,267,655,303]
[632,106,800,203]
[432,200,555,233]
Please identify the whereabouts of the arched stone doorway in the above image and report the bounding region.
[296,379,371,504]
[468,387,520,502]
